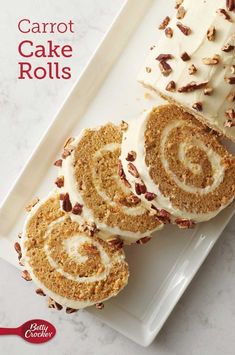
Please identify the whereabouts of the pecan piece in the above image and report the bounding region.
[178,81,208,93]
[165,27,173,38]
[176,22,191,35]
[156,54,173,61]
[96,303,104,310]
[175,218,195,229]
[22,270,32,281]
[207,26,216,41]
[225,109,235,119]
[66,307,78,314]
[55,176,64,188]
[35,288,46,296]
[126,151,136,162]
[176,6,186,19]
[48,298,63,310]
[127,163,139,178]
[175,0,184,9]
[166,80,176,92]
[126,195,141,205]
[118,160,125,179]
[188,64,197,75]
[222,43,235,52]
[192,102,203,112]
[54,159,63,167]
[158,16,170,30]
[204,87,213,96]
[158,209,171,223]
[216,8,232,21]
[159,61,172,76]
[107,237,123,250]
[120,120,128,131]
[145,192,156,201]
[226,0,235,11]
[225,77,235,84]
[14,242,21,256]
[135,182,147,195]
[181,52,191,61]
[72,202,83,215]
[224,119,235,127]
[136,236,151,245]
[62,193,72,212]
[25,197,40,212]
[202,54,220,65]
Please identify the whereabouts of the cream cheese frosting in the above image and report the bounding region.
[138,0,235,141]
[120,106,235,223]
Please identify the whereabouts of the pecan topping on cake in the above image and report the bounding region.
[176,22,191,35]
[204,87,213,96]
[188,64,197,75]
[159,61,172,76]
[145,192,156,201]
[225,76,235,84]
[55,176,64,188]
[178,81,208,93]
[226,0,235,11]
[176,6,186,19]
[135,182,147,195]
[159,16,170,30]
[156,54,174,61]
[225,108,235,120]
[222,43,235,52]
[165,27,173,38]
[181,52,191,61]
[166,80,176,92]
[22,270,32,281]
[127,163,139,178]
[192,102,203,112]
[202,54,220,65]
[216,8,232,21]
[126,151,137,162]
[175,219,195,229]
[175,0,184,9]
[207,26,216,41]
[136,236,151,245]
[54,159,63,167]
[62,193,72,212]
[72,202,83,215]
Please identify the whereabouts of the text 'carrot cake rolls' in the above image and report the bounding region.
[138,0,235,141]
[56,123,163,244]
[120,105,235,227]
[20,193,129,311]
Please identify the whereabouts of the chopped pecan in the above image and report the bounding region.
[62,193,72,212]
[225,76,235,84]
[192,102,203,112]
[120,120,128,131]
[165,27,173,38]
[135,182,147,195]
[156,54,173,61]
[202,54,220,65]
[216,8,232,21]
[22,270,32,281]
[158,16,170,30]
[83,244,99,255]
[55,176,64,188]
[188,64,197,75]
[126,195,141,205]
[226,0,235,11]
[145,67,152,73]
[224,119,235,127]
[166,80,176,92]
[136,236,151,245]
[207,26,216,41]
[225,109,235,119]
[14,242,21,256]
[175,218,195,229]
[82,222,99,237]
[54,159,63,167]
[127,163,139,178]
[118,160,125,179]
[178,81,208,93]
[72,202,83,215]
[159,61,172,76]
[227,92,235,102]
[107,237,123,250]
[62,148,73,159]
[175,0,184,9]
[95,303,104,310]
[181,52,191,61]
[176,22,191,35]
[35,288,46,296]
[176,6,186,19]
[222,43,235,52]
[25,197,40,212]
[126,151,136,162]
[66,307,78,314]
[158,209,171,223]
[204,87,213,96]
[48,298,63,311]
[145,192,156,201]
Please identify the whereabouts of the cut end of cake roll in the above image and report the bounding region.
[56,123,163,244]
[138,0,235,141]
[20,193,129,310]
[120,104,235,225]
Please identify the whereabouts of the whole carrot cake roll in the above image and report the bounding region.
[120,105,235,227]
[138,0,235,141]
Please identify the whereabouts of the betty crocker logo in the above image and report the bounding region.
[0,319,56,344]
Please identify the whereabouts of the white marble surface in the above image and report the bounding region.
[0,0,235,354]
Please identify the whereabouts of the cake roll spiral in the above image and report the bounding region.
[120,105,235,224]
[21,193,129,309]
[57,123,163,244]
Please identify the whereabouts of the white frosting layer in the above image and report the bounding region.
[21,193,128,309]
[120,110,233,222]
[138,0,235,141]
[60,128,162,244]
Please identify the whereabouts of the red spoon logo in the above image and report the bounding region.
[0,319,56,344]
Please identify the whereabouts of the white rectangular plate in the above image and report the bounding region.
[0,0,234,347]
